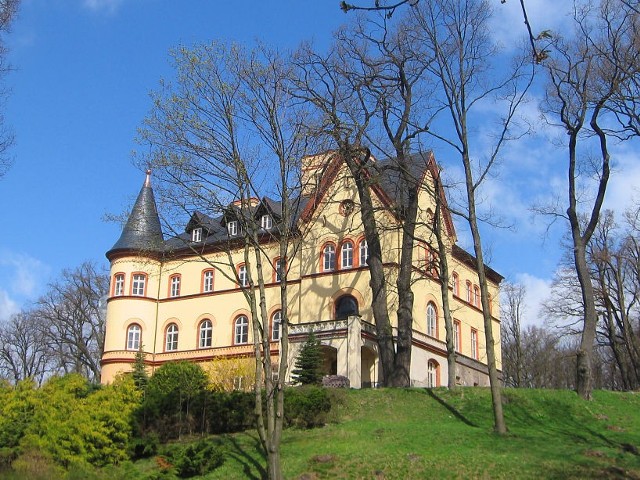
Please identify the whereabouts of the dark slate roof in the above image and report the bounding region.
[375,151,431,211]
[107,172,164,258]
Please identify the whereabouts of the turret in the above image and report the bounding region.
[106,170,164,260]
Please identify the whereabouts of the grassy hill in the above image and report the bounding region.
[121,387,640,479]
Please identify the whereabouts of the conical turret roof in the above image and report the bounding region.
[107,171,164,259]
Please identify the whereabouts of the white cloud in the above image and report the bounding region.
[0,289,18,322]
[512,272,553,327]
[0,250,49,299]
[604,147,640,215]
[82,0,124,14]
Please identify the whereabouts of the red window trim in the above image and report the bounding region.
[319,241,337,272]
[130,272,148,297]
[168,274,181,298]
[201,269,215,293]
[339,239,355,270]
[112,272,125,297]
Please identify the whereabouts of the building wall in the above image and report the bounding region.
[101,159,501,384]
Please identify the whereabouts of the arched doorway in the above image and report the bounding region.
[335,294,359,320]
[361,345,377,388]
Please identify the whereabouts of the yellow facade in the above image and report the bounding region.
[101,153,502,387]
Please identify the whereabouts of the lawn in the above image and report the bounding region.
[116,387,640,479]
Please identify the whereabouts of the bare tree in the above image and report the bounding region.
[0,0,19,179]
[500,282,527,387]
[407,0,533,433]
[35,262,109,383]
[540,0,640,399]
[138,42,309,480]
[0,311,51,384]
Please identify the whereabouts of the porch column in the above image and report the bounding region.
[347,315,362,388]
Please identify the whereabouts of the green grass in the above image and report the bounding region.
[60,388,640,479]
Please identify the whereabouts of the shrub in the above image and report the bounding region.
[161,439,225,478]
[128,433,159,460]
[284,385,332,428]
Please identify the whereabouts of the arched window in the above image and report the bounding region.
[454,320,461,352]
[471,328,478,360]
[202,270,214,293]
[466,281,473,304]
[113,273,125,296]
[165,323,179,351]
[359,239,369,267]
[199,319,213,348]
[237,264,249,287]
[322,244,336,272]
[426,303,437,338]
[131,273,147,296]
[425,247,438,276]
[271,310,282,341]
[235,315,249,344]
[335,295,359,320]
[341,241,354,269]
[427,360,440,388]
[126,324,141,350]
[274,258,285,283]
[452,272,460,297]
[169,274,181,297]
[473,285,480,307]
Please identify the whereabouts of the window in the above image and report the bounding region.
[113,273,125,296]
[359,239,369,267]
[170,274,181,297]
[473,285,480,307]
[261,214,272,230]
[466,281,472,304]
[454,320,461,352]
[341,241,354,269]
[235,315,249,344]
[426,303,437,338]
[202,270,214,293]
[238,264,249,287]
[165,323,178,351]
[127,324,141,350]
[199,319,213,348]
[427,360,439,388]
[322,244,336,272]
[335,295,359,319]
[425,247,438,276]
[452,272,460,297]
[191,227,202,242]
[471,328,478,360]
[132,273,147,296]
[271,310,282,341]
[274,258,285,283]
[227,220,238,236]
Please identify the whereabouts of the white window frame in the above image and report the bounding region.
[114,274,124,296]
[199,319,213,348]
[454,321,461,352]
[341,241,354,269]
[227,220,238,236]
[238,265,249,287]
[471,329,478,360]
[235,315,249,344]
[127,324,141,350]
[452,273,460,296]
[359,240,369,266]
[166,324,179,351]
[170,275,181,297]
[261,214,272,230]
[427,361,437,388]
[203,270,214,293]
[466,282,472,304]
[272,310,282,341]
[275,258,284,283]
[132,274,146,296]
[323,244,335,272]
[191,227,202,242]
[427,303,437,337]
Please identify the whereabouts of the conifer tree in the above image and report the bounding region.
[132,347,148,391]
[291,333,323,385]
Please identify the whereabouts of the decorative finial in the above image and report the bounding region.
[144,169,151,187]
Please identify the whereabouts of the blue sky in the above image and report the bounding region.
[0,0,638,324]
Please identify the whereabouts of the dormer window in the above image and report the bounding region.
[261,214,272,230]
[191,227,202,242]
[227,220,238,236]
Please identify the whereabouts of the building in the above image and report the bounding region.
[100,151,502,387]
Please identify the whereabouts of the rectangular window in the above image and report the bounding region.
[471,329,478,360]
[454,320,461,353]
[203,270,214,293]
[275,258,284,283]
[114,274,124,296]
[261,215,272,230]
[191,227,202,242]
[238,265,248,287]
[466,282,472,304]
[170,275,181,297]
[473,286,480,307]
[227,220,238,236]
[132,274,146,296]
